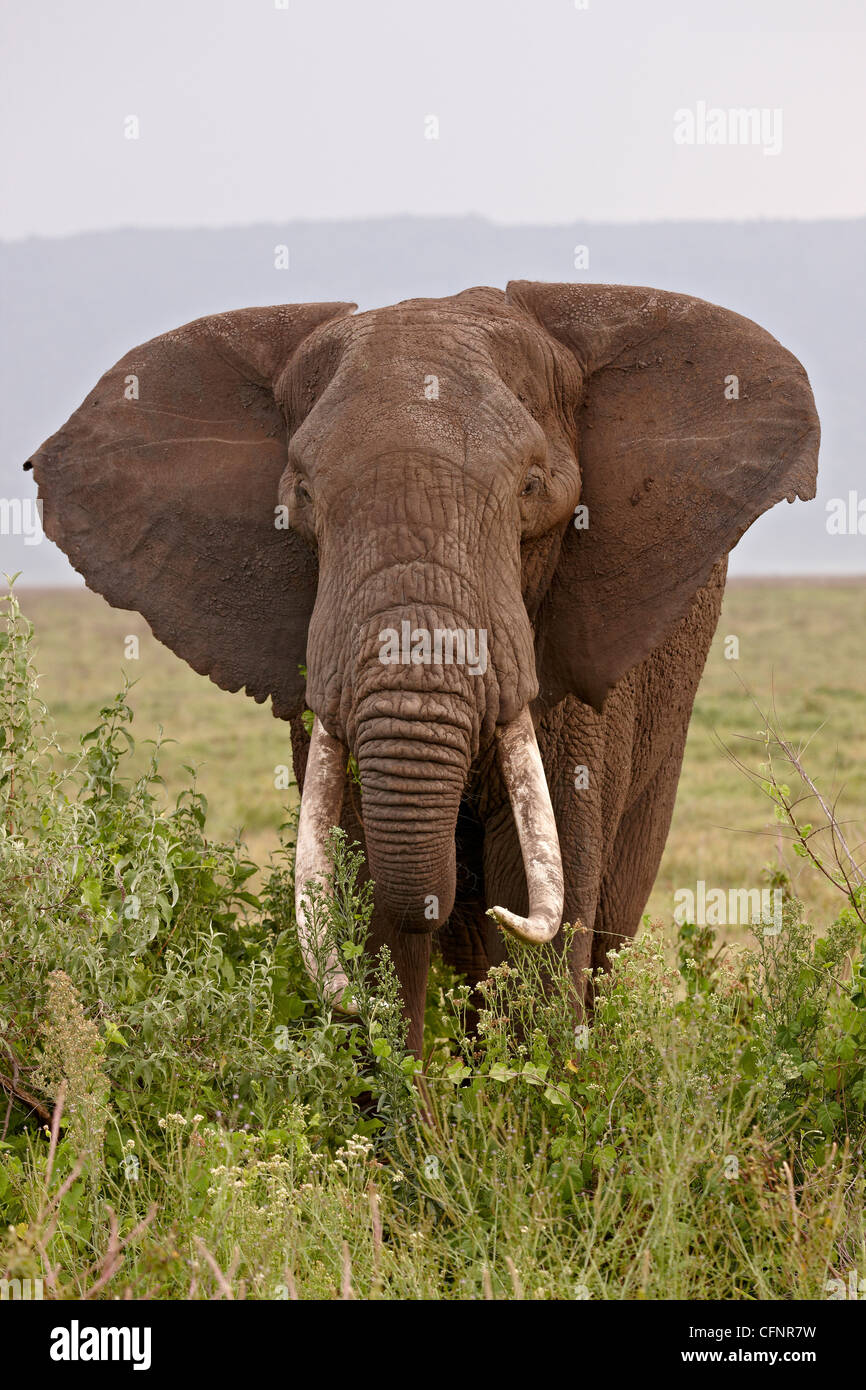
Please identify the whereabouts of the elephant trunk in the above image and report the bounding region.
[353,695,473,931]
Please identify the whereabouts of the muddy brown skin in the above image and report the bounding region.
[28,284,820,1054]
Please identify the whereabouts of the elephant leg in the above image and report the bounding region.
[589,559,726,988]
[437,794,504,988]
[591,745,684,983]
[534,694,635,1000]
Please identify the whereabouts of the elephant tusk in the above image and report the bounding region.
[294,716,358,1013]
[487,706,565,944]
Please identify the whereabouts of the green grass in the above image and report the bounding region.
[2,580,864,1301]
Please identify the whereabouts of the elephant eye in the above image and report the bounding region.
[295,479,312,504]
[520,470,543,498]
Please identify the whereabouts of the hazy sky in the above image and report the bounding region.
[2,0,864,238]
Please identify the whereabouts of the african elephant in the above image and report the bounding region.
[27,283,819,1053]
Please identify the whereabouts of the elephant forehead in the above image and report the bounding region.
[290,344,547,472]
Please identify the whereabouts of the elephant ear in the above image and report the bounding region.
[27,302,356,719]
[506,281,820,711]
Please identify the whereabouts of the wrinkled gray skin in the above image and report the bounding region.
[29,284,820,1055]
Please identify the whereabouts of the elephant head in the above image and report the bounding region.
[28,285,819,1004]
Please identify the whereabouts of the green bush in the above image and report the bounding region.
[1,584,863,1299]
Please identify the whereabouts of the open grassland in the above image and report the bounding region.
[655,577,866,930]
[18,578,866,932]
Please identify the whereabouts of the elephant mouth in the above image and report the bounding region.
[294,706,565,1012]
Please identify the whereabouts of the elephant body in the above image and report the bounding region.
[27,284,819,1054]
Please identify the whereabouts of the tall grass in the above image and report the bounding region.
[1,584,864,1300]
